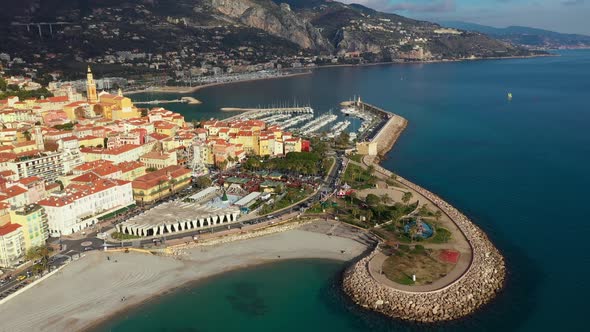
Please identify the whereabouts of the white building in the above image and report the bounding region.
[58,137,83,174]
[38,179,134,236]
[8,152,64,182]
[0,218,25,268]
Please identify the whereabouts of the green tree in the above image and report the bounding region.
[26,246,51,275]
[380,193,391,205]
[402,191,413,204]
[351,206,360,218]
[349,191,357,205]
[23,130,32,141]
[419,204,430,216]
[365,193,381,207]
[434,210,442,222]
[364,210,374,224]
[0,77,6,91]
[195,175,212,188]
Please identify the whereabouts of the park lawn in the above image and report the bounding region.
[381,246,455,286]
[430,226,452,243]
[348,154,363,163]
[342,163,376,189]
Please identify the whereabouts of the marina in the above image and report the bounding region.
[327,120,351,138]
[281,114,314,129]
[299,113,338,135]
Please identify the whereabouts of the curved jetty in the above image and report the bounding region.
[342,101,506,323]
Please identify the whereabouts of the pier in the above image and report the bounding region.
[224,106,314,122]
[221,106,313,115]
[134,96,201,106]
[341,100,506,323]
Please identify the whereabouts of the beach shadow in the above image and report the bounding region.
[225,282,270,317]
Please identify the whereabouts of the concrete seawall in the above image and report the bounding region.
[342,105,506,323]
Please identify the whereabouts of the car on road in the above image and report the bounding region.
[84,247,94,251]
[17,275,26,281]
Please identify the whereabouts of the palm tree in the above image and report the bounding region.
[434,210,442,222]
[351,207,360,219]
[26,246,51,275]
[367,165,375,176]
[402,191,413,204]
[380,193,391,205]
[364,210,374,225]
[349,191,357,205]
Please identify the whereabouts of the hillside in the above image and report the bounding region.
[0,0,543,79]
[440,21,590,49]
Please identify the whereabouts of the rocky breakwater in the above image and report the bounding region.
[343,156,506,322]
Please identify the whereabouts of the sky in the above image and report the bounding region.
[339,0,590,35]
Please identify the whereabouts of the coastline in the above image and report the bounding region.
[124,53,554,97]
[124,71,312,96]
[313,53,556,71]
[0,225,368,332]
[340,103,506,322]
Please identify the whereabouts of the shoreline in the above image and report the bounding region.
[0,224,369,332]
[124,71,312,96]
[340,103,506,322]
[85,257,345,332]
[124,53,554,97]
[312,53,555,71]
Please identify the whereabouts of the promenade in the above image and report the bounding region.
[341,107,506,322]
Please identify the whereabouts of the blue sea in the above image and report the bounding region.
[97,50,590,331]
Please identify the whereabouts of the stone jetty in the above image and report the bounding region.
[342,106,506,323]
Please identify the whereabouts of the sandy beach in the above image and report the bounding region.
[0,228,367,332]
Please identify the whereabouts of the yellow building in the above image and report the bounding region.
[12,140,37,154]
[356,141,378,156]
[231,130,260,155]
[118,161,146,181]
[284,137,302,154]
[140,151,178,170]
[9,204,49,251]
[132,165,191,203]
[98,92,141,120]
[78,135,104,148]
[154,121,178,137]
[86,66,98,103]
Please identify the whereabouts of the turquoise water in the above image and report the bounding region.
[100,50,590,331]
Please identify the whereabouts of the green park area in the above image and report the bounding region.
[258,187,314,215]
[342,163,377,189]
[381,245,455,286]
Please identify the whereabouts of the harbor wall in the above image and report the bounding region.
[342,107,506,322]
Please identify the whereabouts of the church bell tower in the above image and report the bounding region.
[86,65,98,103]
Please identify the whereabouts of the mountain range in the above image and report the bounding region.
[440,21,590,49]
[0,0,544,77]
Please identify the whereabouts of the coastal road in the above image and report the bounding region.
[47,153,347,251]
